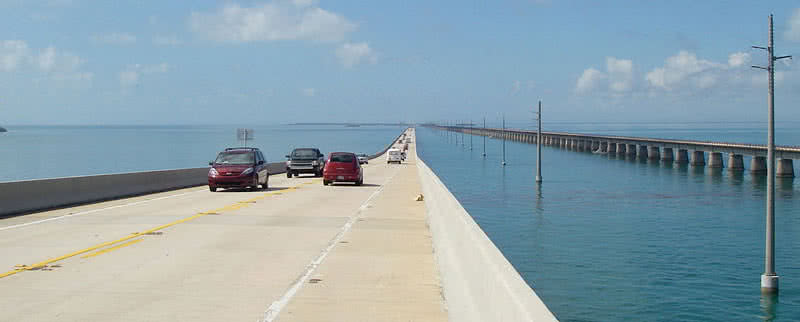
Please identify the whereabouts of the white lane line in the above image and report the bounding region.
[0,189,205,231]
[260,166,401,322]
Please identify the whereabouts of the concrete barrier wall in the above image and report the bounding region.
[416,155,558,321]
[0,129,406,217]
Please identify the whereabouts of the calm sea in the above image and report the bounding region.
[0,124,405,182]
[417,122,800,322]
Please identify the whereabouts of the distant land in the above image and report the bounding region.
[289,122,412,127]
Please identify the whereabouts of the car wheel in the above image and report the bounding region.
[323,180,330,186]
[287,171,293,178]
[209,186,217,192]
[355,179,363,186]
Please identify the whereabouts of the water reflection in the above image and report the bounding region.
[760,292,778,321]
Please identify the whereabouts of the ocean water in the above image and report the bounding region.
[0,125,404,182]
[417,123,800,322]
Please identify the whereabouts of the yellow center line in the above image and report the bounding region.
[81,238,144,259]
[0,182,307,280]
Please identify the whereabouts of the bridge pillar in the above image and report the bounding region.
[607,142,617,153]
[626,144,636,155]
[708,152,724,168]
[751,156,767,174]
[637,145,648,159]
[728,154,744,171]
[676,149,689,163]
[570,139,577,150]
[561,138,567,148]
[777,159,795,178]
[617,143,626,154]
[661,148,674,162]
[576,140,584,151]
[599,142,607,153]
[648,146,660,160]
[691,151,705,166]
[591,141,599,151]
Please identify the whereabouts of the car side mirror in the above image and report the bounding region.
[258,160,265,165]
[285,155,290,158]
[208,161,213,166]
[320,154,324,158]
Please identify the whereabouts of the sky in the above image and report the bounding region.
[1,0,800,125]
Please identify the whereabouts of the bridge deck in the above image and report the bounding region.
[0,133,446,321]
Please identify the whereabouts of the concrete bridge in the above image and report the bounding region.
[0,128,556,322]
[434,125,798,178]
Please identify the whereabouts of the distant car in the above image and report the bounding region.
[286,148,325,178]
[357,153,369,164]
[323,152,363,186]
[208,147,269,192]
[387,148,402,164]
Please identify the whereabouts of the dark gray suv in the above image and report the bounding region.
[286,148,325,178]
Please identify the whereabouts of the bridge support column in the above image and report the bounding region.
[637,145,648,159]
[571,139,577,150]
[691,151,705,166]
[676,149,689,163]
[626,144,637,155]
[777,159,795,178]
[708,152,724,168]
[561,138,567,148]
[728,154,744,171]
[661,148,674,162]
[607,142,616,153]
[617,143,626,154]
[751,156,767,174]
[591,141,599,151]
[648,146,660,160]
[599,142,607,153]
[576,140,584,151]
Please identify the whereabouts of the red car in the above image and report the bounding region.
[208,147,269,192]
[323,152,363,186]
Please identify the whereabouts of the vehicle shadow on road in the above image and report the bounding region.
[216,187,290,193]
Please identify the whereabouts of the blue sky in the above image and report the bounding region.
[1,0,800,125]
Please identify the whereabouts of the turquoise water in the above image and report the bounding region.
[0,125,404,182]
[417,124,800,321]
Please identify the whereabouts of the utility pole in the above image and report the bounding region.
[482,117,487,157]
[470,119,473,150]
[536,101,542,183]
[752,13,791,294]
[502,114,506,166]
[461,120,465,147]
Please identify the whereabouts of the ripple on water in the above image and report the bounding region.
[418,127,800,322]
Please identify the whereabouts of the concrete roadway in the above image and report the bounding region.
[0,131,447,321]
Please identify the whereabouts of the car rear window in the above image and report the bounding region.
[330,154,354,163]
[215,152,254,165]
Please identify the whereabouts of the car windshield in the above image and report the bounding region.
[214,152,254,165]
[292,149,317,158]
[330,154,354,163]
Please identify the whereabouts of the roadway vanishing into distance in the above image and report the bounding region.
[0,133,447,321]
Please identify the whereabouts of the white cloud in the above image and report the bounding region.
[785,8,800,42]
[645,51,726,90]
[152,35,182,46]
[189,2,356,43]
[90,32,137,45]
[119,63,169,87]
[575,67,604,93]
[335,42,377,67]
[302,88,315,96]
[119,70,139,87]
[728,52,750,67]
[0,40,29,71]
[606,57,633,92]
[36,47,83,73]
[575,57,633,94]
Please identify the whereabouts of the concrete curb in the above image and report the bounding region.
[415,149,558,321]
